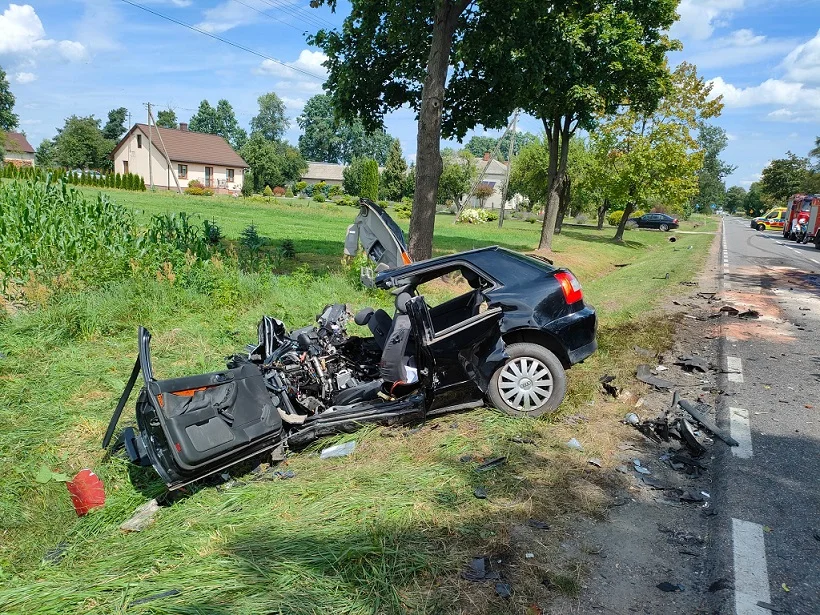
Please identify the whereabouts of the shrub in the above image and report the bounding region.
[328,185,341,197]
[203,218,222,245]
[184,186,213,196]
[114,173,122,189]
[360,159,379,201]
[314,193,326,203]
[632,209,646,219]
[188,179,204,190]
[607,210,624,226]
[280,238,296,259]
[574,213,589,225]
[456,207,490,224]
[273,186,286,197]
[284,188,294,198]
[303,183,315,197]
[293,181,307,194]
[315,181,329,197]
[485,210,499,221]
[395,197,413,219]
[241,180,252,197]
[378,200,390,209]
[263,185,274,197]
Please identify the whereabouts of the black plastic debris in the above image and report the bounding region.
[473,487,488,499]
[636,364,674,390]
[460,454,474,463]
[462,557,501,582]
[756,601,784,613]
[642,476,666,489]
[657,582,685,592]
[708,578,733,592]
[679,489,706,503]
[509,436,535,445]
[600,374,619,398]
[495,582,512,599]
[738,309,760,319]
[677,418,707,457]
[526,519,550,530]
[719,305,739,316]
[675,355,709,373]
[678,399,739,447]
[129,590,181,607]
[42,542,68,564]
[475,457,507,472]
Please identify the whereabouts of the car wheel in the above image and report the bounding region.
[659,223,669,232]
[757,224,766,231]
[488,343,567,418]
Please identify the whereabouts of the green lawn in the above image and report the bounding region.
[0,187,717,614]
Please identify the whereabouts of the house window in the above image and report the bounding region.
[178,164,188,179]
[226,168,234,182]
[137,134,142,148]
[123,161,129,174]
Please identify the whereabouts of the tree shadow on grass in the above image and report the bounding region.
[557,229,644,249]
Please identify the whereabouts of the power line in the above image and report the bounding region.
[257,0,334,30]
[229,0,309,34]
[117,0,325,81]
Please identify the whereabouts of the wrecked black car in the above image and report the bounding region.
[103,200,597,488]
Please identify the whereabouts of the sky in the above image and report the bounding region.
[1,0,819,188]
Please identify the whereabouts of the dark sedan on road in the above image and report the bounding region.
[627,213,680,231]
[105,200,598,488]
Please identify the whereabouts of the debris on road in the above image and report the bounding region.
[642,476,666,489]
[473,487,488,499]
[65,469,105,517]
[566,438,584,451]
[656,582,685,592]
[600,374,619,398]
[678,399,739,447]
[633,459,651,475]
[526,519,550,530]
[675,356,709,373]
[588,458,603,468]
[475,457,507,472]
[756,602,784,613]
[636,364,675,390]
[320,441,356,459]
[495,582,512,598]
[120,499,160,532]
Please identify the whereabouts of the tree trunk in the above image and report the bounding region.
[554,174,571,234]
[538,115,572,250]
[408,0,469,261]
[597,198,609,230]
[613,201,636,242]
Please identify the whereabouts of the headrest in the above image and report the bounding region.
[395,292,413,314]
[354,307,375,326]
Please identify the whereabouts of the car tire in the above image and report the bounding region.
[488,343,567,418]
[757,224,766,231]
[659,223,669,232]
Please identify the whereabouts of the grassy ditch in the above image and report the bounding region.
[0,182,716,613]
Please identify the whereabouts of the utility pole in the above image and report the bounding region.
[148,105,182,194]
[498,110,518,229]
[146,102,154,191]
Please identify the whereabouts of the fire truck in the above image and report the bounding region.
[783,193,809,240]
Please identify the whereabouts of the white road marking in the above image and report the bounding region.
[732,519,772,615]
[727,356,744,382]
[811,258,820,264]
[729,407,753,459]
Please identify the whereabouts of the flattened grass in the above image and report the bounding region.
[0,189,716,613]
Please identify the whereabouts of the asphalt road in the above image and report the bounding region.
[712,217,820,614]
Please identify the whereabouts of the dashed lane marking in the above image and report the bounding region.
[729,407,753,459]
[727,356,744,383]
[732,519,772,615]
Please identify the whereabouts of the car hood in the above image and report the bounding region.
[344,198,411,272]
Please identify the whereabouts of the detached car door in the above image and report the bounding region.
[345,198,412,272]
[405,296,507,411]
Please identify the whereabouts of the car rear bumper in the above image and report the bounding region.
[550,306,597,365]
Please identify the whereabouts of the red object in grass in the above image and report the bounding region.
[66,469,105,516]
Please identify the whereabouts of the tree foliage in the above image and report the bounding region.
[54,115,114,170]
[0,65,18,131]
[156,108,178,129]
[760,152,810,202]
[102,107,128,141]
[297,94,393,164]
[239,133,307,193]
[380,139,407,200]
[593,63,723,239]
[250,92,288,142]
[190,99,247,149]
[342,156,378,197]
[360,158,379,200]
[745,182,767,217]
[724,185,747,214]
[695,123,735,210]
[35,139,56,167]
[437,150,476,209]
[464,132,538,161]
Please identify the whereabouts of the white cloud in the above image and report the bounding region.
[11,71,36,83]
[726,132,737,141]
[708,77,820,108]
[724,28,764,47]
[687,29,794,69]
[256,50,327,80]
[0,4,87,61]
[782,29,820,85]
[670,0,744,41]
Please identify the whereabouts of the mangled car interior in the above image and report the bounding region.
[104,199,597,489]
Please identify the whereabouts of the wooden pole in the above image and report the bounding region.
[498,111,517,229]
[148,106,182,194]
[146,102,154,191]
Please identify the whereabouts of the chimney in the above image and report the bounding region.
[179,122,188,131]
[483,152,490,161]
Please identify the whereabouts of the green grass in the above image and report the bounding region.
[0,187,717,613]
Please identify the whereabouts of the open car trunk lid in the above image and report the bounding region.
[344,198,411,272]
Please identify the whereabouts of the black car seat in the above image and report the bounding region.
[354,307,392,350]
[379,292,417,384]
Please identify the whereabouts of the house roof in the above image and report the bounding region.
[473,157,508,177]
[3,131,35,154]
[303,162,346,182]
[113,124,247,167]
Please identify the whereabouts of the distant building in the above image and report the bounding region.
[2,132,36,167]
[110,123,247,193]
[302,162,346,186]
[463,153,522,210]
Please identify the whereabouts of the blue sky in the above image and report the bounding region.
[1,0,819,187]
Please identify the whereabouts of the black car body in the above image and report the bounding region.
[104,200,597,488]
[627,213,679,231]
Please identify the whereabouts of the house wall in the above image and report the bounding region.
[3,152,35,166]
[461,170,517,210]
[301,174,344,186]
[112,131,244,190]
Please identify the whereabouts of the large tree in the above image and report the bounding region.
[809,136,820,170]
[380,139,408,200]
[53,115,113,169]
[156,108,178,129]
[311,0,513,261]
[694,123,735,211]
[745,182,767,217]
[189,100,219,135]
[190,99,247,149]
[0,65,18,131]
[250,92,288,142]
[464,132,538,161]
[297,94,393,164]
[102,107,128,140]
[594,63,722,241]
[35,139,56,167]
[724,185,747,214]
[240,132,307,191]
[437,149,476,210]
[449,1,678,251]
[760,152,809,202]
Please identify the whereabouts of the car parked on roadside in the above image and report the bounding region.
[627,213,679,231]
[104,199,598,489]
[751,207,787,232]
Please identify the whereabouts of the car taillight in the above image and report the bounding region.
[673,218,679,224]
[555,271,583,304]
